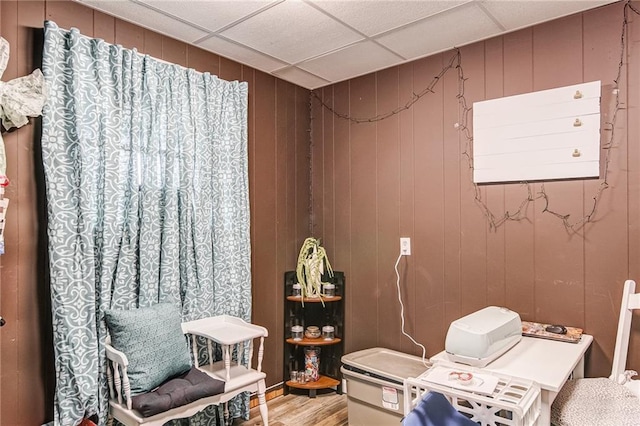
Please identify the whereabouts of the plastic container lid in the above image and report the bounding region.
[342,347,429,383]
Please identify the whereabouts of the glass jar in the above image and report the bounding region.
[323,283,335,297]
[291,325,303,341]
[322,325,335,340]
[304,346,321,382]
[292,283,302,297]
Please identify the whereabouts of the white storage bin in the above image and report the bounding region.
[342,347,430,425]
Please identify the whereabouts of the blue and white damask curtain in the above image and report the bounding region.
[41,21,251,425]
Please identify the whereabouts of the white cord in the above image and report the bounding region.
[394,252,431,368]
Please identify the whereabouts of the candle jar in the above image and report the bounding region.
[323,283,335,297]
[291,325,303,341]
[305,325,321,339]
[322,325,335,340]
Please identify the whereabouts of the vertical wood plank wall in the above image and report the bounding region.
[0,1,309,424]
[2,0,640,424]
[311,1,640,378]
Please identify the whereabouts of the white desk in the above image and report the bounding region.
[432,334,593,425]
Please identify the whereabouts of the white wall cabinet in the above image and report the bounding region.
[473,81,601,183]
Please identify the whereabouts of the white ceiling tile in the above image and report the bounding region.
[220,0,364,63]
[137,0,279,33]
[197,36,288,72]
[482,0,615,31]
[299,41,402,83]
[312,0,469,36]
[77,0,208,42]
[376,2,502,59]
[272,66,330,89]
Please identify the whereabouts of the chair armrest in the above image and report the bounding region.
[105,338,129,367]
[105,337,133,410]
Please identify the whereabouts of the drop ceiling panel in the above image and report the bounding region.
[482,0,614,31]
[299,41,403,83]
[272,66,330,89]
[376,2,504,59]
[137,0,278,33]
[220,0,364,63]
[312,0,469,36]
[197,36,287,72]
[77,0,209,42]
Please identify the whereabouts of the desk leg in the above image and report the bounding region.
[572,356,585,379]
[540,390,558,426]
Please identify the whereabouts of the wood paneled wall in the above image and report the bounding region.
[3,0,640,424]
[311,1,640,378]
[0,1,309,424]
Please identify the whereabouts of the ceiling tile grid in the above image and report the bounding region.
[75,0,618,89]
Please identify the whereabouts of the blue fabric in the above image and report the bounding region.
[42,20,251,426]
[403,392,477,426]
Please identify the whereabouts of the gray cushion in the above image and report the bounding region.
[131,367,225,417]
[105,303,192,395]
[551,378,640,426]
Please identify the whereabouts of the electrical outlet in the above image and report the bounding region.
[400,237,411,255]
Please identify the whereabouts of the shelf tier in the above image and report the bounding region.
[286,295,342,303]
[286,375,340,390]
[286,337,342,346]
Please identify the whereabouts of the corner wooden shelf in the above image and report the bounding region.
[283,271,345,398]
[285,337,342,346]
[286,375,341,397]
[286,296,342,302]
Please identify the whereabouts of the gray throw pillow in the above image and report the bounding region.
[104,303,192,395]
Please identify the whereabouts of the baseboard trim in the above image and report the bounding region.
[249,385,284,408]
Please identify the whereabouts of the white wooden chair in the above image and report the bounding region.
[106,315,269,426]
[550,279,640,425]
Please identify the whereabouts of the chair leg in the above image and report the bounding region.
[257,379,269,426]
[224,402,230,426]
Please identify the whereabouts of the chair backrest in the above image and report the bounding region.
[610,280,640,388]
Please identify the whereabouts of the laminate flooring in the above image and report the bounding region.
[234,392,348,426]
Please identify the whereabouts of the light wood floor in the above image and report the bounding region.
[234,392,348,426]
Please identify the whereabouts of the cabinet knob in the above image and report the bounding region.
[0,316,5,327]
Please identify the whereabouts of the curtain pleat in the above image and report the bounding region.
[42,21,251,426]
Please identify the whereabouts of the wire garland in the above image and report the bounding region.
[310,1,638,234]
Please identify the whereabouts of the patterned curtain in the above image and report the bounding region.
[41,21,251,426]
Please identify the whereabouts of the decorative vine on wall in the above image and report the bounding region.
[311,1,639,234]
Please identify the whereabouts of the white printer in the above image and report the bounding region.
[445,306,522,367]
